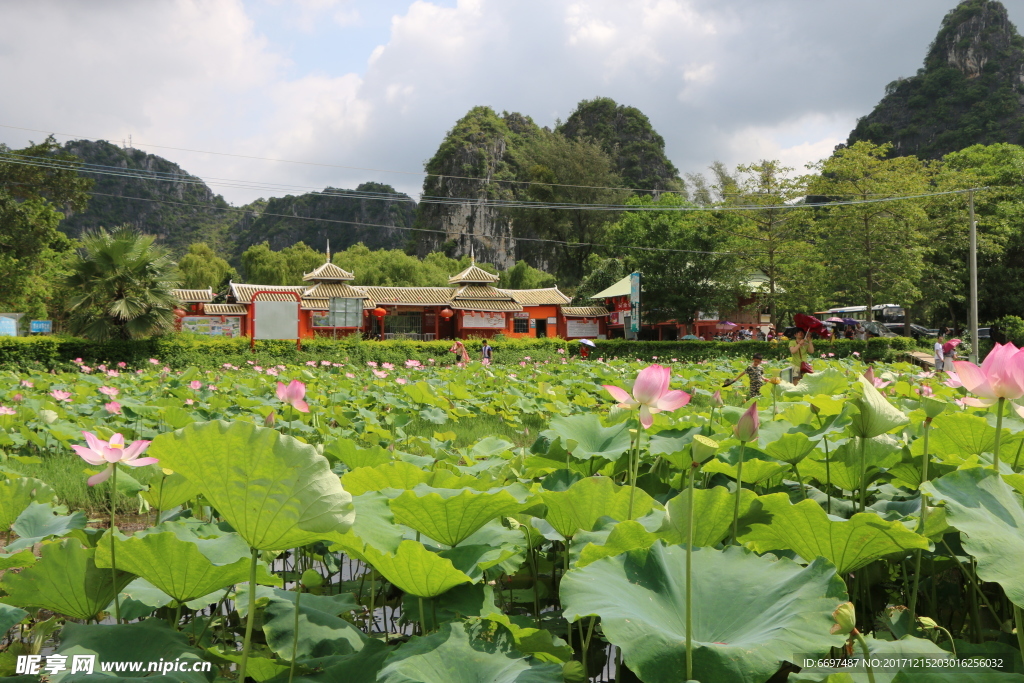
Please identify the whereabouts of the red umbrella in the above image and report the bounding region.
[942,339,961,355]
[793,313,827,337]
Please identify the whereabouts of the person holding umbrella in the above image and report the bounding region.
[579,339,596,359]
[943,337,961,370]
[790,329,814,381]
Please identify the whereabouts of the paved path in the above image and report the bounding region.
[905,351,936,368]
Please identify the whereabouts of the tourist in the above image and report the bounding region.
[449,339,470,363]
[934,334,945,372]
[790,330,814,381]
[481,340,493,364]
[724,352,765,401]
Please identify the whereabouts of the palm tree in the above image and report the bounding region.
[65,226,180,341]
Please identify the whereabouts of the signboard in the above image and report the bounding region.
[253,301,300,340]
[462,311,506,329]
[182,316,241,338]
[628,272,641,335]
[513,312,530,319]
[30,320,52,334]
[566,319,600,338]
[0,316,17,337]
[697,310,719,321]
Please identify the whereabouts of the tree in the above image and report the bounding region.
[178,242,237,290]
[64,226,180,341]
[240,241,324,285]
[607,194,736,324]
[808,141,932,317]
[573,255,628,304]
[498,260,556,290]
[0,136,92,322]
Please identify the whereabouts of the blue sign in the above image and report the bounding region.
[30,320,52,334]
[0,317,16,337]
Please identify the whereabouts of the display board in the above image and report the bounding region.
[566,319,600,338]
[182,316,241,338]
[462,311,506,329]
[253,301,300,340]
[0,316,17,337]
[30,320,52,334]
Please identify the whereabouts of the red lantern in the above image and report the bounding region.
[439,308,454,320]
[372,307,387,318]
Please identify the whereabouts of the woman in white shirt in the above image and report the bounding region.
[934,335,945,372]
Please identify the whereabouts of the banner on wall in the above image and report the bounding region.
[182,316,242,338]
[462,311,506,329]
[566,319,600,337]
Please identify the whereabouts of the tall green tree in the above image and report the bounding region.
[497,260,555,290]
[64,226,180,341]
[0,136,92,321]
[177,242,237,290]
[240,242,324,285]
[808,141,932,316]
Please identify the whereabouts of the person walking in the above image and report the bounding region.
[934,335,945,373]
[725,352,765,401]
[790,330,814,381]
[449,339,470,363]
[481,340,493,364]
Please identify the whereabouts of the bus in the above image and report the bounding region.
[814,304,905,324]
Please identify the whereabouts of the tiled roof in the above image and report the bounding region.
[450,299,522,312]
[303,283,367,299]
[203,303,248,315]
[504,288,571,306]
[453,285,513,300]
[448,264,499,284]
[562,306,611,317]
[362,286,456,306]
[301,299,329,310]
[230,283,307,303]
[171,288,214,303]
[302,262,355,282]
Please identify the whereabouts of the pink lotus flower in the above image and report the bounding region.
[396,377,408,385]
[367,361,378,368]
[50,390,71,402]
[73,357,83,364]
[711,390,724,408]
[735,402,760,442]
[223,363,234,369]
[305,360,317,366]
[72,432,156,486]
[106,370,119,378]
[104,401,122,414]
[12,393,23,402]
[208,385,217,391]
[254,366,263,372]
[80,366,92,373]
[321,360,332,366]
[117,362,127,368]
[98,364,108,372]
[828,353,835,358]
[953,342,1024,407]
[373,370,388,379]
[0,406,15,415]
[276,380,309,412]
[20,380,33,388]
[185,399,194,405]
[99,386,119,397]
[405,359,422,368]
[863,367,890,389]
[345,372,355,379]
[149,358,160,365]
[918,385,934,397]
[603,364,692,428]
[853,351,861,357]
[382,362,394,369]
[266,368,279,376]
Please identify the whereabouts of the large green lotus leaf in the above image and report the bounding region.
[647,426,703,467]
[783,368,849,397]
[848,376,909,440]
[207,648,289,682]
[763,432,816,464]
[800,452,862,493]
[361,540,472,598]
[331,492,404,558]
[790,634,966,683]
[377,620,564,683]
[390,488,523,547]
[482,613,573,664]
[401,583,498,632]
[575,520,657,568]
[704,448,788,485]
[53,619,213,683]
[738,494,928,573]
[547,414,631,461]
[342,461,433,495]
[470,436,515,457]
[140,470,201,511]
[659,486,758,547]
[923,412,1020,465]
[148,420,354,550]
[0,603,27,635]
[0,539,134,620]
[922,468,1024,607]
[541,476,654,539]
[0,549,36,571]
[560,543,846,683]
[113,577,174,621]
[262,592,367,661]
[94,524,280,603]
[5,502,87,551]
[324,437,392,469]
[0,476,55,532]
[263,639,392,683]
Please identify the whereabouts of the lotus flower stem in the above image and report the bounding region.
[852,631,877,683]
[288,549,302,683]
[685,461,696,681]
[238,547,259,683]
[909,417,933,620]
[731,441,746,544]
[858,437,868,512]
[110,466,121,624]
[792,461,808,500]
[627,425,642,520]
[992,397,1005,472]
[418,596,427,635]
[1013,440,1024,472]
[940,539,1000,625]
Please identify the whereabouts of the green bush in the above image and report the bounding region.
[0,334,909,371]
[992,315,1024,346]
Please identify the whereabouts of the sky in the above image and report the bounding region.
[2,0,1022,205]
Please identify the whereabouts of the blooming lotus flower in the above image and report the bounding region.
[117,362,127,368]
[208,385,217,391]
[345,372,355,379]
[0,405,15,415]
[266,368,279,376]
[99,386,119,397]
[321,360,331,366]
[276,380,309,412]
[942,371,961,388]
[149,358,160,365]
[372,369,388,379]
[72,431,156,487]
[918,385,934,398]
[603,364,691,428]
[396,377,408,385]
[50,390,71,402]
[189,380,202,390]
[104,401,122,415]
[734,402,760,442]
[953,342,1024,407]
[382,362,394,370]
[12,393,23,402]
[863,367,890,389]
[20,380,32,388]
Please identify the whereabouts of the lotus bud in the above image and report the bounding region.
[921,396,947,419]
[808,402,821,415]
[830,601,857,635]
[734,403,760,443]
[711,390,724,408]
[917,616,939,630]
[264,411,276,427]
[301,569,323,590]
[690,434,719,465]
[39,409,58,424]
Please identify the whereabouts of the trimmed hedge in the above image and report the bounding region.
[0,334,918,371]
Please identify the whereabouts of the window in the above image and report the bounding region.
[513,317,529,334]
[325,298,362,327]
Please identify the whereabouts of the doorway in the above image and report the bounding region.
[535,318,548,338]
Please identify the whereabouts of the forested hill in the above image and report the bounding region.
[847,0,1024,158]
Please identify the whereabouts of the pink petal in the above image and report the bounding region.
[961,397,997,408]
[275,382,287,401]
[953,361,995,399]
[108,433,125,449]
[633,365,670,405]
[1014,403,1024,420]
[87,466,113,487]
[71,444,106,466]
[654,390,691,412]
[124,457,159,467]
[603,385,632,404]
[121,440,152,460]
[287,380,306,402]
[104,447,124,463]
[292,399,310,413]
[83,431,105,451]
[980,342,1016,377]
[639,404,654,429]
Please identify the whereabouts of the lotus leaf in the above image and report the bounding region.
[262,592,366,661]
[331,492,404,558]
[848,376,909,440]
[763,431,817,464]
[547,414,631,461]
[659,486,758,547]
[0,603,27,636]
[390,488,523,547]
[575,520,656,567]
[541,476,655,539]
[148,420,354,550]
[0,549,36,571]
[0,476,55,532]
[560,543,846,683]
[324,437,392,469]
[360,540,472,598]
[5,502,87,552]
[140,469,201,511]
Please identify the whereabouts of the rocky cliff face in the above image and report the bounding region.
[848,0,1024,158]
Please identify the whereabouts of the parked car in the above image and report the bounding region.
[883,323,937,340]
[978,327,991,339]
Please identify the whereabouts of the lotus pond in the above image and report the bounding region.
[1,351,1024,682]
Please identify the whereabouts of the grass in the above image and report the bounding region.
[7,450,135,517]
